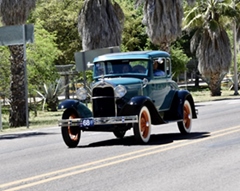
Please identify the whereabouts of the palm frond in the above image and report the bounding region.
[185,0,196,6]
[134,0,145,8]
[183,14,203,30]
[197,28,231,76]
[143,0,183,49]
[78,0,123,50]
[35,90,45,99]
[190,28,201,53]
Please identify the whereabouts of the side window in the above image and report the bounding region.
[166,58,171,76]
[153,58,166,77]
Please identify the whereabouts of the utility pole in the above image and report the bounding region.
[233,0,239,95]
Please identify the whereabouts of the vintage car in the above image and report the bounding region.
[58,50,197,148]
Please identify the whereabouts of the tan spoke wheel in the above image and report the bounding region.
[61,109,81,148]
[133,106,151,143]
[67,114,79,141]
[178,100,192,134]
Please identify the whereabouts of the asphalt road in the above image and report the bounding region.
[1,98,240,191]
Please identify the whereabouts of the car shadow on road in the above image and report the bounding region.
[78,132,210,148]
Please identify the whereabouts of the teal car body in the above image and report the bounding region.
[58,50,197,147]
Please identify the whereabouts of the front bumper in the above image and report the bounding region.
[59,115,138,128]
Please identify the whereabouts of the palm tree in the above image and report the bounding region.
[78,0,124,50]
[0,0,36,127]
[136,0,195,52]
[183,0,239,96]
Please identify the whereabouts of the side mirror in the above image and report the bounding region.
[87,62,94,68]
[157,58,164,64]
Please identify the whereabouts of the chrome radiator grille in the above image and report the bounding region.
[92,86,115,117]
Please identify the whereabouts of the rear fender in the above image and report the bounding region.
[178,90,197,119]
[164,90,197,120]
[58,99,92,118]
[119,96,165,125]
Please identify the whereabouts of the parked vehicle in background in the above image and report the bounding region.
[58,50,197,148]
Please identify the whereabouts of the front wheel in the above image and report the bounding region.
[133,106,151,144]
[177,99,192,134]
[61,109,81,148]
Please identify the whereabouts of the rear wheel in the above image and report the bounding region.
[61,109,81,148]
[113,130,126,139]
[177,100,192,134]
[133,106,151,143]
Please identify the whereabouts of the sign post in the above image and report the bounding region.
[0,24,34,130]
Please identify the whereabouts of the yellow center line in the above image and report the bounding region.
[0,141,175,188]
[2,125,240,191]
[210,125,240,135]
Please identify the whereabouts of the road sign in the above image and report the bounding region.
[0,24,34,46]
[74,46,120,72]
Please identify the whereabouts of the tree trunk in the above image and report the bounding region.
[194,71,199,88]
[208,72,222,96]
[8,45,27,127]
[65,75,69,99]
[159,42,171,53]
[46,96,58,111]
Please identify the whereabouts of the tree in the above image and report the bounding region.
[27,20,61,95]
[183,0,240,96]
[117,0,148,51]
[78,0,124,50]
[170,45,190,80]
[0,47,11,101]
[29,0,84,65]
[0,0,37,127]
[136,0,195,52]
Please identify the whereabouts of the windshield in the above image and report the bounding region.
[93,59,149,78]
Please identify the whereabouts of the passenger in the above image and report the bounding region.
[153,61,165,76]
[122,64,132,73]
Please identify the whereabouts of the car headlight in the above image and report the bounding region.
[114,85,127,98]
[76,87,88,100]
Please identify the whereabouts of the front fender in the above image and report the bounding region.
[120,96,152,115]
[119,96,165,125]
[58,99,92,118]
[58,99,79,110]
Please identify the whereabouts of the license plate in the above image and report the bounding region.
[80,119,94,127]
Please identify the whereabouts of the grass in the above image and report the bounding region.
[0,110,62,133]
[185,85,240,103]
[1,85,240,133]
[28,110,62,127]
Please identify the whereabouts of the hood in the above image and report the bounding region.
[93,77,143,99]
[104,77,143,86]
[93,77,143,87]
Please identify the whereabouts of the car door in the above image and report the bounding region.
[146,57,173,111]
